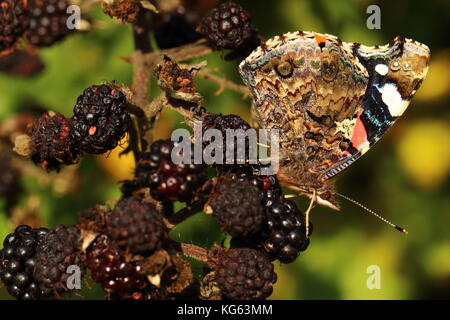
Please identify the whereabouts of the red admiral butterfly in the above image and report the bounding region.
[239,31,430,229]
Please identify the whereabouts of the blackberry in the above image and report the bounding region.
[208,247,277,300]
[135,139,207,202]
[34,225,85,296]
[260,199,311,263]
[27,112,81,171]
[0,225,48,300]
[202,113,254,174]
[86,234,147,296]
[0,49,45,77]
[209,176,265,238]
[106,197,166,254]
[154,7,202,49]
[25,0,73,47]
[0,155,22,209]
[0,0,29,52]
[70,84,131,154]
[101,0,141,23]
[197,1,257,50]
[227,171,283,202]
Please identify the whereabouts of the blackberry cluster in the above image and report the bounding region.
[208,247,277,300]
[86,234,147,296]
[0,49,45,77]
[0,0,29,52]
[197,1,257,50]
[202,113,254,174]
[260,199,311,263]
[70,84,131,154]
[27,112,81,171]
[102,0,141,23]
[34,225,84,296]
[25,0,72,47]
[0,225,48,300]
[135,139,207,202]
[154,7,202,49]
[209,176,265,238]
[107,197,166,254]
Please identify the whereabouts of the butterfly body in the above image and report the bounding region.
[239,31,430,209]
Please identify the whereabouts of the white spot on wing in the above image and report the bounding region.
[379,83,409,116]
[375,64,388,75]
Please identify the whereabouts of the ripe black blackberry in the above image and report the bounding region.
[154,7,202,49]
[197,1,257,50]
[0,49,45,77]
[135,139,207,202]
[260,199,311,263]
[202,113,255,174]
[208,246,277,300]
[27,112,81,171]
[25,0,73,47]
[0,225,48,300]
[0,0,29,52]
[107,197,166,254]
[86,234,147,297]
[227,171,283,203]
[209,176,265,238]
[70,84,131,154]
[34,225,85,296]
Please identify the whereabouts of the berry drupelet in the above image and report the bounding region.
[197,1,257,50]
[25,0,73,47]
[0,225,48,300]
[106,197,166,254]
[208,246,277,300]
[260,198,311,263]
[0,0,29,52]
[27,112,81,171]
[70,84,131,155]
[34,225,85,296]
[208,176,265,238]
[86,234,147,297]
[135,139,207,202]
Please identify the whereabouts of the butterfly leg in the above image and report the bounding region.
[304,189,316,237]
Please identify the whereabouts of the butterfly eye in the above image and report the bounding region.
[276,61,293,77]
[389,60,401,71]
[321,61,338,82]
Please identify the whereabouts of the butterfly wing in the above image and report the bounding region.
[239,31,369,208]
[321,37,430,180]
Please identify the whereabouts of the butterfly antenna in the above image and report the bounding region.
[335,192,408,234]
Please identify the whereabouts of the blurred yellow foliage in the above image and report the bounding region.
[424,242,450,278]
[97,134,135,181]
[397,120,450,189]
[415,50,450,102]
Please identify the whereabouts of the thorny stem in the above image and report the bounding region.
[131,6,153,157]
[165,197,209,228]
[197,68,250,98]
[146,39,213,65]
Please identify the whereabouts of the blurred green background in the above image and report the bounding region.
[1,0,449,299]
